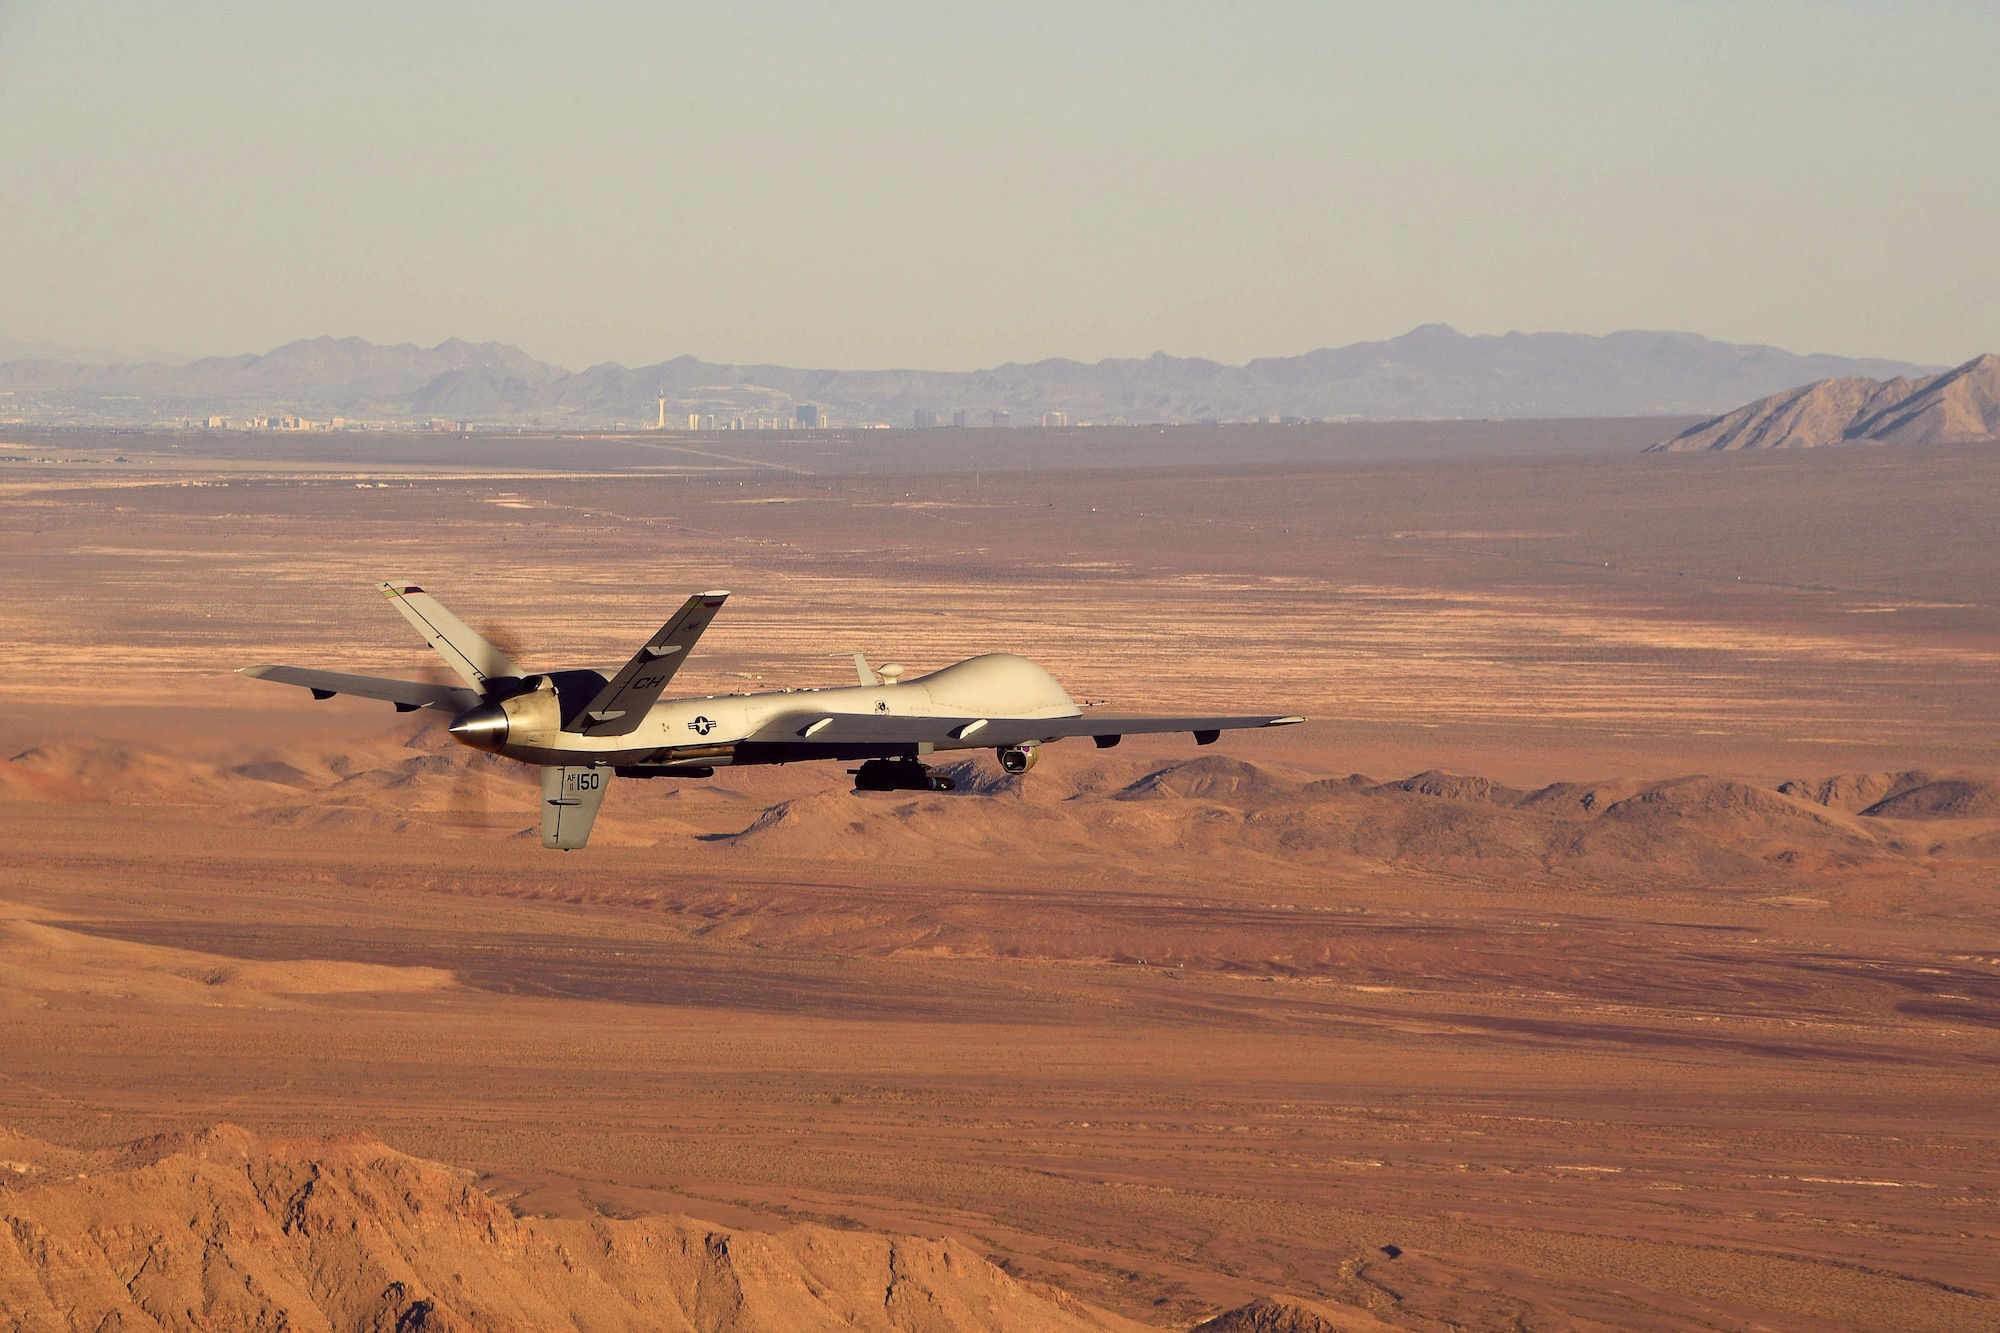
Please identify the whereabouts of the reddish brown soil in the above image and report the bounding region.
[1,428,1996,1331]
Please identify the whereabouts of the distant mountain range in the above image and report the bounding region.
[0,325,1942,428]
[1650,354,2000,451]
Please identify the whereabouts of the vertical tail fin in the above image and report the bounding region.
[378,582,522,691]
[541,765,610,850]
[572,591,731,735]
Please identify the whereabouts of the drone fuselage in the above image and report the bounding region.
[448,652,1079,770]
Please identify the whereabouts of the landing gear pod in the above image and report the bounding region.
[850,759,956,792]
[996,744,1038,775]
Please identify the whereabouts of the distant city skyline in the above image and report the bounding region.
[1,3,1995,371]
[0,325,1943,430]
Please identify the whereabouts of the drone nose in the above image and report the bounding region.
[448,701,509,753]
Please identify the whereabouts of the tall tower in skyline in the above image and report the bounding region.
[655,387,666,431]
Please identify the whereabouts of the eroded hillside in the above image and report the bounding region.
[0,1124,1163,1333]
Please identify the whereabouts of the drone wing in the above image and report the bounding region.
[236,665,481,713]
[1012,713,1306,745]
[745,711,1304,748]
[570,591,731,736]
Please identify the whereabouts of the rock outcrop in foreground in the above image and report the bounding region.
[1188,1295,1401,1332]
[0,1125,1151,1333]
[1649,352,2000,450]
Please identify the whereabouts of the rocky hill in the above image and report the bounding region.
[0,1123,1168,1332]
[0,327,1935,428]
[0,1123,1400,1333]
[1648,352,2000,450]
[9,735,2000,900]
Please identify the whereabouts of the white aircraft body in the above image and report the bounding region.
[241,583,1305,849]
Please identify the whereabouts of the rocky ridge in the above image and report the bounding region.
[0,1124,1396,1333]
[0,1125,1147,1332]
[8,737,1999,895]
[1649,352,2000,450]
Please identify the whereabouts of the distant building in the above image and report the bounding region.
[989,410,1010,428]
[1041,411,1069,428]
[205,416,225,429]
[913,408,937,429]
[794,404,822,428]
[687,413,702,430]
[952,409,967,428]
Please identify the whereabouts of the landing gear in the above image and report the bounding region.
[849,759,957,792]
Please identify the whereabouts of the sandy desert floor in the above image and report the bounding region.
[1,426,1996,1331]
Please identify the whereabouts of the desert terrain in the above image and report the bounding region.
[1,425,1997,1331]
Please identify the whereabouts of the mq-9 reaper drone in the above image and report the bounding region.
[241,583,1304,849]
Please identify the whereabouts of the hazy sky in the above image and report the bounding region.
[1,2,1995,370]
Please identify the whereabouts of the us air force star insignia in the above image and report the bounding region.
[688,716,716,735]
